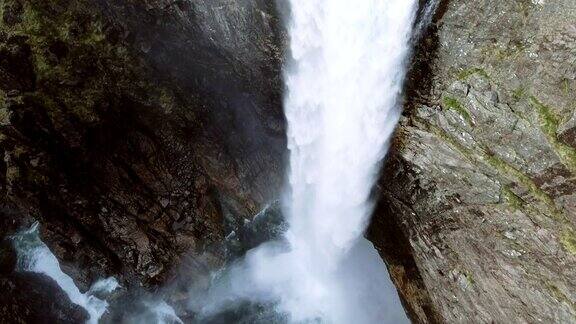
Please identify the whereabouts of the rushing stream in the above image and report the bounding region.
[194,1,419,323]
[11,223,183,324]
[11,223,120,324]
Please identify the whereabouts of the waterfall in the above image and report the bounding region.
[263,0,417,321]
[283,0,417,270]
[413,0,440,41]
[194,1,418,323]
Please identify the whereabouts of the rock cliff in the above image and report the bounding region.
[0,0,285,292]
[369,0,576,322]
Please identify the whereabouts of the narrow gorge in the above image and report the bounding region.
[0,0,574,323]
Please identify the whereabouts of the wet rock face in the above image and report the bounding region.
[0,272,89,323]
[0,208,88,323]
[0,0,285,290]
[371,0,576,322]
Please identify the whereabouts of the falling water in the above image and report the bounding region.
[283,0,417,270]
[261,0,418,321]
[255,0,418,320]
[413,0,440,41]
[194,1,418,323]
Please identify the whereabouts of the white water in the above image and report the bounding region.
[11,223,120,324]
[414,0,440,41]
[194,1,418,323]
[142,301,184,324]
[282,0,417,271]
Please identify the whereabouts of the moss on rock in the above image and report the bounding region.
[561,230,576,256]
[501,185,525,210]
[530,96,576,175]
[442,96,473,125]
[457,67,490,81]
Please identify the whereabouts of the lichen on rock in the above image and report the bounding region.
[370,0,576,322]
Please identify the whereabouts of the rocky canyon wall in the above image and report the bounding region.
[369,0,576,322]
[0,0,285,297]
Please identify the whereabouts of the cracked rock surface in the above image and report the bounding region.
[369,0,576,322]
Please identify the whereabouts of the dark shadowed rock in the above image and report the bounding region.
[0,0,285,291]
[0,206,87,323]
[0,241,16,274]
[225,201,287,260]
[0,271,89,324]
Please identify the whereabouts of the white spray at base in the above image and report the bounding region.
[11,222,120,324]
[194,1,418,323]
[122,300,184,324]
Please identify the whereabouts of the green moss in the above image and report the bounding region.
[79,20,106,45]
[17,1,113,77]
[483,153,563,220]
[418,118,474,159]
[547,283,576,312]
[5,165,20,183]
[464,271,475,286]
[489,42,526,61]
[458,67,490,80]
[563,79,570,96]
[512,86,527,101]
[418,117,576,254]
[0,90,6,110]
[4,0,152,126]
[0,110,10,126]
[501,185,525,210]
[442,96,473,125]
[530,96,576,174]
[416,117,562,221]
[0,3,4,28]
[0,91,11,126]
[531,96,560,137]
[516,0,533,18]
[19,3,59,77]
[159,88,177,113]
[21,3,45,35]
[561,230,576,255]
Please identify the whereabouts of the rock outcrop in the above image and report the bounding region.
[370,0,576,322]
[0,0,285,291]
[0,271,89,323]
[0,208,89,323]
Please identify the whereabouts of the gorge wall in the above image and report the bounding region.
[0,0,575,323]
[0,0,285,295]
[369,0,576,322]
